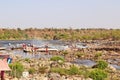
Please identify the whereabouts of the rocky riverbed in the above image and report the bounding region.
[4,55,94,80]
[1,40,120,80]
[3,52,120,80]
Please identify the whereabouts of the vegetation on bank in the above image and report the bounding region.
[8,55,120,80]
[0,28,28,40]
[0,28,120,41]
[9,62,24,78]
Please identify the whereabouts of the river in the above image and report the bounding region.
[0,40,120,70]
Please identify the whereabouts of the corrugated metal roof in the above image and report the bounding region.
[0,60,11,71]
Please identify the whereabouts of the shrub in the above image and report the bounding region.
[62,50,68,56]
[50,65,81,75]
[28,68,36,74]
[79,66,89,78]
[89,69,107,80]
[95,60,108,70]
[9,62,24,78]
[50,56,64,62]
[24,58,30,62]
[75,52,84,58]
[50,67,68,75]
[68,65,80,75]
[39,66,48,74]
[95,52,102,58]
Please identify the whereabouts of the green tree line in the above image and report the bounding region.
[0,28,120,41]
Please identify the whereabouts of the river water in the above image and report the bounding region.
[0,40,68,58]
[0,40,120,70]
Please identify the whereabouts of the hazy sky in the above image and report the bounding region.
[0,0,120,29]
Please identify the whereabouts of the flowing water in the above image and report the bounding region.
[0,40,65,58]
[0,40,120,70]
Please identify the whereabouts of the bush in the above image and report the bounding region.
[50,65,81,75]
[50,56,64,62]
[89,69,107,80]
[24,58,30,62]
[95,60,108,70]
[39,66,48,74]
[62,50,68,56]
[79,66,89,78]
[68,65,80,75]
[9,62,24,78]
[75,52,84,58]
[95,52,102,58]
[50,67,68,75]
[28,68,36,74]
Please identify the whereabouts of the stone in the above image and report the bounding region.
[49,73,61,80]
[12,77,18,80]
[85,78,93,80]
[108,65,116,71]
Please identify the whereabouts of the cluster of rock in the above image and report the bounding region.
[5,55,93,80]
[3,40,120,80]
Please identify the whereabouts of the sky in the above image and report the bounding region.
[0,0,120,29]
